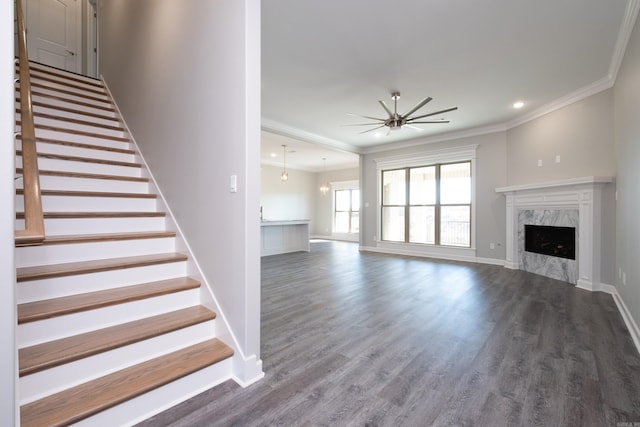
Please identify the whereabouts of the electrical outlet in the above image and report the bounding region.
[490,243,495,249]
[538,159,543,167]
[555,155,561,163]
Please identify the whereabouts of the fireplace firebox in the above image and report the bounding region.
[524,225,576,260]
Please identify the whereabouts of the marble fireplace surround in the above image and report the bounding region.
[496,177,613,292]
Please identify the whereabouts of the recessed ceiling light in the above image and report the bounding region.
[513,101,525,109]
[270,153,277,158]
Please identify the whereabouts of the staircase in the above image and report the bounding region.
[14,61,234,426]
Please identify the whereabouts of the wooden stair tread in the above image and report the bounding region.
[27,123,129,142]
[16,150,140,168]
[29,82,111,105]
[17,169,149,182]
[20,62,104,88]
[28,73,107,96]
[17,188,157,199]
[29,90,116,112]
[28,100,119,123]
[16,211,166,219]
[16,252,188,282]
[19,305,215,376]
[20,338,233,427]
[39,230,175,245]
[27,111,125,132]
[18,277,200,324]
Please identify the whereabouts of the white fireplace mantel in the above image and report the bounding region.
[496,176,613,291]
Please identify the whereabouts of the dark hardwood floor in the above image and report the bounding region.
[137,240,640,426]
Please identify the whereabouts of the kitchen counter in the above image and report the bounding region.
[261,220,310,256]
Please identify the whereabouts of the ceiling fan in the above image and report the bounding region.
[346,92,458,135]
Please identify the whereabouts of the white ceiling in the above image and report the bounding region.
[261,0,638,171]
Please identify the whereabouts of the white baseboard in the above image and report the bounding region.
[232,354,264,388]
[599,284,640,357]
[359,245,505,267]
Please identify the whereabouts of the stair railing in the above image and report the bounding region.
[15,0,45,245]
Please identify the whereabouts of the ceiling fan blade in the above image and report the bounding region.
[358,124,386,134]
[346,113,386,122]
[378,100,394,118]
[407,106,458,121]
[341,123,387,126]
[403,97,433,118]
[409,120,451,124]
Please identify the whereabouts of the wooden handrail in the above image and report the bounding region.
[15,0,45,245]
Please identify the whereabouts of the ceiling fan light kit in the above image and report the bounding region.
[346,92,458,135]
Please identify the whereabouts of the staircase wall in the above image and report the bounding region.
[2,0,18,422]
[97,0,263,384]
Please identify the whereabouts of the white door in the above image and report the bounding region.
[25,0,82,73]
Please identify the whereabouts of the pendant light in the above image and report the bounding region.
[319,158,330,195]
[280,145,288,181]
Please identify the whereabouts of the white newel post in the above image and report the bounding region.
[496,177,613,292]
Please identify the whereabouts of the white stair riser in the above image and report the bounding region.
[15,237,176,268]
[31,95,117,118]
[17,157,141,177]
[27,63,100,84]
[30,120,125,140]
[15,195,158,212]
[28,78,108,100]
[16,175,150,194]
[19,320,216,404]
[16,217,167,235]
[32,129,128,148]
[22,86,112,109]
[72,358,233,427]
[18,289,201,347]
[30,116,125,139]
[27,68,105,91]
[19,140,137,164]
[17,261,188,303]
[30,104,120,127]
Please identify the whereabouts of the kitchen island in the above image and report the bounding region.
[261,220,310,256]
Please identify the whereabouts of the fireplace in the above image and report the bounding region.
[496,177,613,291]
[524,225,576,260]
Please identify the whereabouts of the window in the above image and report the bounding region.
[381,161,471,247]
[334,188,360,234]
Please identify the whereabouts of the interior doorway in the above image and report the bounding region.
[23,0,97,77]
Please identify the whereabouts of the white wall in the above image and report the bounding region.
[360,132,508,262]
[97,0,262,373]
[2,2,17,424]
[506,89,616,185]
[260,164,316,222]
[614,14,640,338]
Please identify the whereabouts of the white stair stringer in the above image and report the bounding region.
[15,61,237,426]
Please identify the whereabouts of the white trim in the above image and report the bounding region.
[2,2,17,422]
[331,179,359,191]
[373,145,477,257]
[359,245,503,267]
[374,144,478,170]
[609,0,640,83]
[600,285,640,357]
[495,176,614,194]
